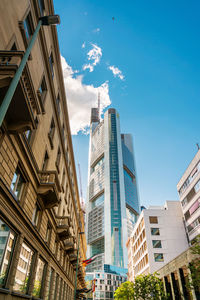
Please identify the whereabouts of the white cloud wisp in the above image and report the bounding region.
[108,65,124,80]
[61,56,111,135]
[83,43,102,72]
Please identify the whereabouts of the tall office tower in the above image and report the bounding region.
[86,107,140,275]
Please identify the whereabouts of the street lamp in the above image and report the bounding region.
[0,15,60,127]
[74,231,85,300]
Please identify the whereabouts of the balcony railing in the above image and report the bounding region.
[0,51,41,133]
[37,170,61,209]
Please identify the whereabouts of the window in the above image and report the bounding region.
[48,118,55,149]
[56,95,60,115]
[13,242,34,294]
[181,197,188,207]
[49,53,54,78]
[42,151,49,170]
[48,268,53,299]
[62,124,65,144]
[38,76,47,101]
[187,217,200,232]
[189,199,200,215]
[152,240,162,248]
[56,147,61,172]
[25,130,32,142]
[38,0,45,16]
[151,228,160,235]
[91,156,104,174]
[54,274,59,300]
[0,219,16,287]
[32,257,46,298]
[91,193,104,209]
[32,204,40,226]
[45,224,51,244]
[11,167,25,200]
[154,253,164,262]
[61,170,65,192]
[23,13,33,41]
[149,216,158,224]
[194,180,200,193]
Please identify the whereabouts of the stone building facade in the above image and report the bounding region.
[0,0,86,299]
[157,247,200,300]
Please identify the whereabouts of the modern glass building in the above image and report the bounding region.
[85,107,140,299]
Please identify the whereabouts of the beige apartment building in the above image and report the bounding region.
[177,149,200,243]
[0,0,86,299]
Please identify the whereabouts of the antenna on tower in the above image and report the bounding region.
[98,91,100,119]
[78,163,85,213]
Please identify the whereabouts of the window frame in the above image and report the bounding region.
[42,150,49,171]
[10,167,26,201]
[37,75,47,113]
[32,202,41,228]
[149,216,158,224]
[154,253,164,262]
[151,228,160,236]
[13,240,34,295]
[56,94,61,116]
[0,217,17,288]
[32,256,47,298]
[18,9,34,51]
[55,147,61,173]
[45,223,52,245]
[152,240,162,248]
[48,117,55,149]
[49,52,54,79]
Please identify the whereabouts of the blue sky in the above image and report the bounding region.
[54,0,200,207]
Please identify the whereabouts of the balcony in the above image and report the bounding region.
[0,51,41,133]
[64,236,77,253]
[56,216,73,241]
[69,249,78,263]
[37,171,61,208]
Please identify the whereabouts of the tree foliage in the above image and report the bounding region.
[114,273,168,300]
[188,235,200,294]
[114,281,135,300]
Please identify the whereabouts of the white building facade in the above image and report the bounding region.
[127,201,189,281]
[177,149,200,243]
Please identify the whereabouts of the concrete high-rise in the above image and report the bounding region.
[86,107,140,274]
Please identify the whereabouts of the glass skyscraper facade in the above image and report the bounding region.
[85,108,140,299]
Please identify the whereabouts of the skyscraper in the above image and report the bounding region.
[86,107,140,275]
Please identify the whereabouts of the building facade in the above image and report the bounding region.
[177,149,200,243]
[127,201,189,281]
[157,247,200,300]
[0,0,86,299]
[85,266,127,300]
[85,107,139,299]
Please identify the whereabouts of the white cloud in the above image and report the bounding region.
[93,28,100,33]
[108,65,124,80]
[82,42,86,48]
[61,56,111,135]
[83,43,102,72]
